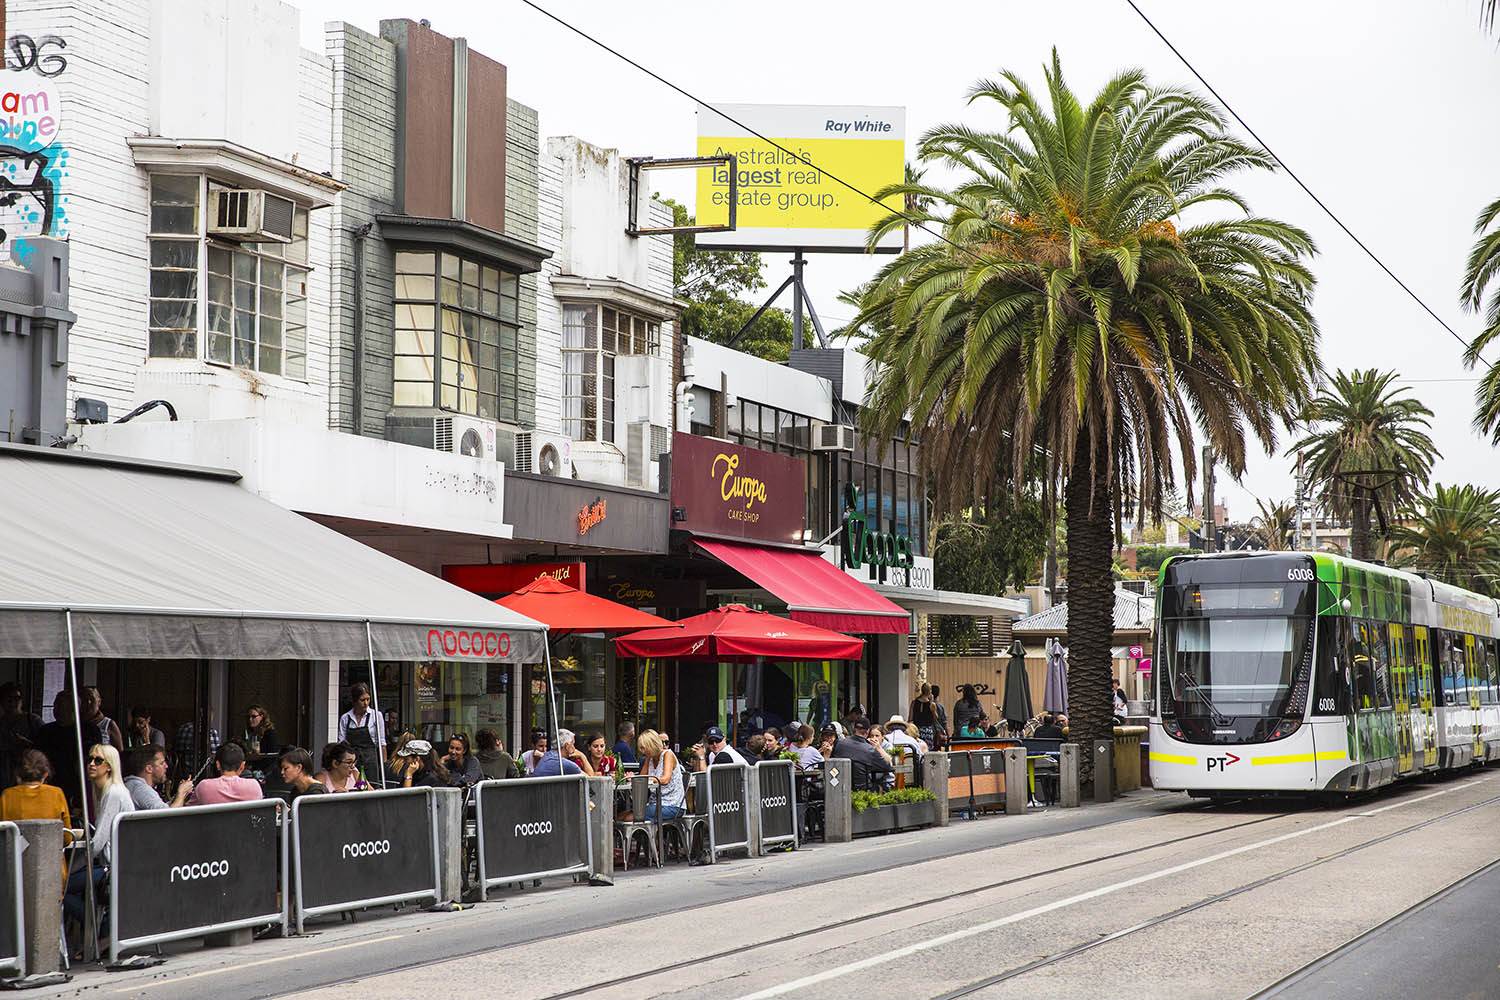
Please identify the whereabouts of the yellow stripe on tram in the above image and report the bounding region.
[1148,751,1196,766]
[1252,750,1348,766]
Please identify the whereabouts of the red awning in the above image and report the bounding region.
[495,577,679,634]
[693,538,911,635]
[612,604,865,662]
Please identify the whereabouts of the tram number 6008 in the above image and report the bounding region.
[1317,698,1336,713]
[1287,567,1315,581]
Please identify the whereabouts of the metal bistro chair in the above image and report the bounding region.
[661,769,709,864]
[613,774,660,870]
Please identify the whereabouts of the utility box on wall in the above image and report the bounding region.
[0,238,76,445]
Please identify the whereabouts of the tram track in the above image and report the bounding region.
[932,785,1500,999]
[256,799,1290,1000]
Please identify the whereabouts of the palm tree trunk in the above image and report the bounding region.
[1350,493,1371,561]
[1064,434,1115,787]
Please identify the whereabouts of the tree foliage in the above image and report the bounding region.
[853,51,1321,778]
[1134,544,1188,576]
[1289,369,1437,561]
[662,198,796,362]
[931,495,1050,652]
[1388,483,1500,596]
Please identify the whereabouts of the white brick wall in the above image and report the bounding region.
[534,149,564,437]
[9,0,337,425]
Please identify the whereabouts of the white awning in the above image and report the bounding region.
[866,584,1029,619]
[0,445,546,662]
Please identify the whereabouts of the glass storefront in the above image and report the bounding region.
[530,635,606,743]
[707,660,863,739]
[341,661,514,751]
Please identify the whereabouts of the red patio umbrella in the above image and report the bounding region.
[495,576,679,636]
[612,604,865,662]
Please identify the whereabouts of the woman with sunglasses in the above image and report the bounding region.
[241,705,278,755]
[64,745,134,937]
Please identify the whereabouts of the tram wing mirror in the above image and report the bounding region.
[1317,596,1352,615]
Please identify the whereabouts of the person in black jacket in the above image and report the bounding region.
[817,722,894,792]
[953,685,983,734]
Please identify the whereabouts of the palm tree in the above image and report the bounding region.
[1460,196,1500,439]
[1252,497,1296,550]
[1290,370,1437,561]
[1388,483,1500,595]
[855,51,1321,778]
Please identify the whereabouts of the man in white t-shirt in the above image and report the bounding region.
[691,726,747,770]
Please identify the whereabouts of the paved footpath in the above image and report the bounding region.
[36,770,1500,1000]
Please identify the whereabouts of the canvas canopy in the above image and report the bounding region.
[0,445,546,662]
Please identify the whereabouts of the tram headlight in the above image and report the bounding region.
[1162,717,1184,740]
[1269,717,1301,740]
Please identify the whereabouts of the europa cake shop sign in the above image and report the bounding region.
[669,432,806,545]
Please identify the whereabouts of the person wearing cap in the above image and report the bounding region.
[690,726,748,771]
[387,738,451,788]
[531,728,584,777]
[882,716,926,759]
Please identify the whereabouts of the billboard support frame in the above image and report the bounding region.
[626,155,737,236]
[725,250,829,352]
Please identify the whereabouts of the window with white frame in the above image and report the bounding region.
[560,303,659,442]
[147,173,310,379]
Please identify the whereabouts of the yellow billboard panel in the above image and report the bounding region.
[695,104,905,253]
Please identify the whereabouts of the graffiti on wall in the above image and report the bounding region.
[0,41,67,264]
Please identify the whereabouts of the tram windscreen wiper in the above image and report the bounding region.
[1178,671,1232,725]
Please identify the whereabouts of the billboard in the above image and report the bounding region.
[695,103,905,252]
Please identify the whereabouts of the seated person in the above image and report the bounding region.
[520,731,550,775]
[790,725,824,770]
[65,745,132,939]
[530,728,583,777]
[474,728,515,780]
[744,733,768,762]
[612,722,638,766]
[123,745,192,810]
[124,705,166,750]
[316,740,368,792]
[443,733,484,787]
[189,743,263,804]
[762,726,784,750]
[816,720,894,792]
[1034,713,1066,740]
[387,739,451,788]
[958,713,991,739]
[279,746,328,800]
[689,726,748,770]
[627,729,683,822]
[881,717,926,759]
[1,750,69,888]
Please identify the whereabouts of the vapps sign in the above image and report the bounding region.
[839,484,915,582]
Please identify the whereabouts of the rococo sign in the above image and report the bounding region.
[840,484,915,580]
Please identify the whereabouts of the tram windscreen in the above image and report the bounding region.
[1160,616,1310,719]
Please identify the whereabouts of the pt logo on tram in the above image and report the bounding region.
[1205,753,1240,772]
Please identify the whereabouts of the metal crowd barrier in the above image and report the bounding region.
[755,760,798,852]
[703,763,752,861]
[291,786,440,932]
[473,774,592,899]
[109,799,287,963]
[946,748,1008,816]
[0,821,22,976]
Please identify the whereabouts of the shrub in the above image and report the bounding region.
[851,786,936,812]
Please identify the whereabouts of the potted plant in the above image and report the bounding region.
[849,787,937,835]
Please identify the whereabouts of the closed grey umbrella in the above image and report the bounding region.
[1002,639,1034,731]
[1044,638,1069,715]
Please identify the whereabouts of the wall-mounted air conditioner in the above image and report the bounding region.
[626,420,669,490]
[515,431,572,478]
[812,422,855,452]
[209,189,294,243]
[435,414,497,460]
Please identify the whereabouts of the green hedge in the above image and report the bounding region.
[851,786,936,813]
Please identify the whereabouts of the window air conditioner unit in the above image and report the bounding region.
[434,414,497,460]
[514,431,573,478]
[209,189,295,243]
[812,423,855,452]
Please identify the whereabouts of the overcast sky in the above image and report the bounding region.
[292,0,1500,523]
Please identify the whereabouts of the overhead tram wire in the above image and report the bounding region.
[515,0,1298,398]
[1123,0,1476,359]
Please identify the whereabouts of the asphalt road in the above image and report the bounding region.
[40,768,1500,1000]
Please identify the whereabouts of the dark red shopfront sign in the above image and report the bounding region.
[669,432,806,545]
[441,561,586,596]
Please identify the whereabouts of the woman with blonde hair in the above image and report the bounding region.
[64,744,134,932]
[631,729,684,822]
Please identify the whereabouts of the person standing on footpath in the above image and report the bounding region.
[338,683,386,784]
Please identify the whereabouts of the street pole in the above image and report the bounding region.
[1202,444,1216,553]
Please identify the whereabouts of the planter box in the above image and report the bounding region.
[851,799,936,836]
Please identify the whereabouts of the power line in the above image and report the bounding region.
[1122,0,1475,358]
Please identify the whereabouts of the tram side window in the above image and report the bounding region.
[1352,621,1377,711]
[1401,625,1419,703]
[1484,639,1498,705]
[1313,617,1352,716]
[1431,630,1450,707]
[1370,622,1393,710]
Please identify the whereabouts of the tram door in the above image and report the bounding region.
[1464,636,1484,760]
[1413,627,1438,768]
[1388,624,1414,774]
